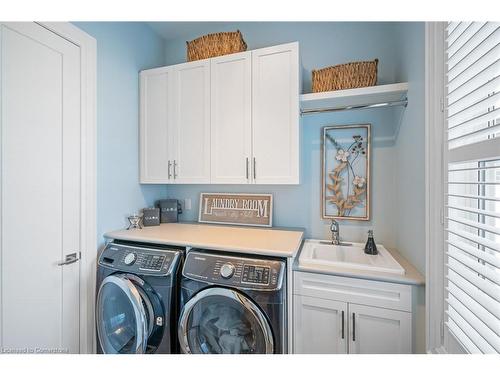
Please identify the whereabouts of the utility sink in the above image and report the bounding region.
[299,239,405,275]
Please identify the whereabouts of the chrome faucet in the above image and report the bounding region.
[330,219,340,245]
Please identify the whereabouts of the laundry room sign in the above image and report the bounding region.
[198,193,273,227]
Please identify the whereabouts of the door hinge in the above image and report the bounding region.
[440,208,444,226]
[440,319,445,339]
[440,97,444,113]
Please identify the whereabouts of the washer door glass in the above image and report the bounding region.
[97,274,149,354]
[179,287,274,354]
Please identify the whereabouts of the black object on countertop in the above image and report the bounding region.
[157,199,182,223]
[143,207,160,226]
[364,230,378,255]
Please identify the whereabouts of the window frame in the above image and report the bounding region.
[426,21,500,354]
[425,21,448,354]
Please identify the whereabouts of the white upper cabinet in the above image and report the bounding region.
[140,67,173,183]
[252,42,300,184]
[172,60,211,184]
[139,42,300,184]
[210,51,252,184]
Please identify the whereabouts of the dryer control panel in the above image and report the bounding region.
[183,250,285,291]
[98,242,181,276]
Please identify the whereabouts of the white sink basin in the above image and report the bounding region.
[299,239,405,275]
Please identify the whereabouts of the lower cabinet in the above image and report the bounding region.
[348,303,411,354]
[294,295,348,354]
[293,271,413,354]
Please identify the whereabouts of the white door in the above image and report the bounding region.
[293,295,347,354]
[210,52,252,184]
[0,22,81,353]
[252,42,299,184]
[172,60,211,183]
[140,66,174,183]
[348,303,412,354]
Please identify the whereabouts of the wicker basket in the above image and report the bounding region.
[312,59,378,93]
[186,30,247,62]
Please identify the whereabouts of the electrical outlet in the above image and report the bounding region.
[184,198,192,210]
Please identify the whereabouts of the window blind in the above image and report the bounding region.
[445,21,500,353]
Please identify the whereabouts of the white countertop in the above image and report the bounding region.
[104,222,304,258]
[294,244,425,286]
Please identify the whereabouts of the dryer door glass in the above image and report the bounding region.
[179,287,274,354]
[97,274,149,354]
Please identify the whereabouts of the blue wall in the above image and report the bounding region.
[161,22,425,254]
[393,22,426,273]
[73,22,168,245]
[163,22,402,91]
[166,112,400,249]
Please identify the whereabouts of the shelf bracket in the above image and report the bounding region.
[300,97,408,116]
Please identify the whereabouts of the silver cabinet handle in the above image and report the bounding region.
[341,310,345,339]
[352,312,356,342]
[246,157,249,180]
[58,252,80,266]
[168,160,172,179]
[173,160,178,179]
[253,157,256,180]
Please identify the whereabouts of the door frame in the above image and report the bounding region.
[37,22,97,354]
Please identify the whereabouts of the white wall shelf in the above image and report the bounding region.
[300,82,408,115]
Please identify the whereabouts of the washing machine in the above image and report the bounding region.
[96,241,183,354]
[178,249,287,354]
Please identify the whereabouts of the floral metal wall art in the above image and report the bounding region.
[322,124,371,220]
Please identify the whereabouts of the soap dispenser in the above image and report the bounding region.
[364,230,378,255]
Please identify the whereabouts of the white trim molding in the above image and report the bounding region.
[38,22,97,354]
[424,21,446,354]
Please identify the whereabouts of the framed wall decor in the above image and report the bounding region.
[321,124,371,221]
[199,193,273,227]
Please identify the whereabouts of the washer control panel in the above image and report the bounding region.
[183,250,285,291]
[138,253,166,271]
[98,242,181,276]
[242,264,270,285]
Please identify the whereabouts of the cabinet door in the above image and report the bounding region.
[348,303,412,354]
[172,60,211,183]
[210,52,252,184]
[252,42,299,184]
[293,295,347,354]
[140,67,173,183]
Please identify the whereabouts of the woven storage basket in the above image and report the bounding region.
[312,59,378,93]
[186,30,247,62]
